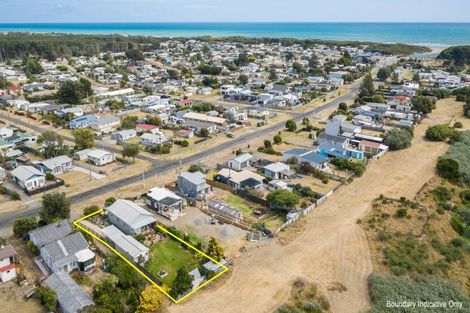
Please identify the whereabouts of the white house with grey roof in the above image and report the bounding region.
[105,199,156,235]
[32,155,73,176]
[44,272,94,313]
[102,225,149,264]
[228,153,253,171]
[111,129,137,142]
[10,165,46,192]
[87,149,114,166]
[177,171,212,200]
[262,162,292,180]
[146,187,184,221]
[40,232,95,273]
[90,115,120,134]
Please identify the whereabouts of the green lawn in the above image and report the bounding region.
[146,239,198,286]
[226,194,257,216]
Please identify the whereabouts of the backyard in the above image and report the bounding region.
[146,238,199,286]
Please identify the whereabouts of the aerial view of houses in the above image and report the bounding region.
[0,4,470,313]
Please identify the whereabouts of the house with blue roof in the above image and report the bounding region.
[318,143,364,160]
[69,115,98,129]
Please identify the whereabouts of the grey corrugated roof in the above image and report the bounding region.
[41,232,90,267]
[106,199,156,231]
[44,272,94,313]
[102,225,149,259]
[11,165,44,182]
[179,171,206,185]
[39,155,72,171]
[208,200,242,217]
[29,220,73,248]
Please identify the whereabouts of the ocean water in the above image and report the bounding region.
[0,23,469,46]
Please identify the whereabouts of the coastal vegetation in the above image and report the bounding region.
[368,275,470,313]
[437,131,470,184]
[438,45,470,66]
[0,33,430,61]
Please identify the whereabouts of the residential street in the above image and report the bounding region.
[0,80,361,231]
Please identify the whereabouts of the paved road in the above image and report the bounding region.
[0,112,159,163]
[0,81,361,229]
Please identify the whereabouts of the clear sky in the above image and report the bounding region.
[1,0,470,23]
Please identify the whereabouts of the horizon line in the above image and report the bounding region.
[1,21,470,24]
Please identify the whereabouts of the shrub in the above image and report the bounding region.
[454,121,463,129]
[83,205,100,216]
[45,172,55,180]
[266,189,300,211]
[384,128,413,150]
[443,131,470,183]
[10,191,21,201]
[331,159,366,177]
[285,119,297,132]
[395,208,407,218]
[433,186,453,202]
[273,135,282,145]
[459,190,470,205]
[425,124,454,141]
[13,217,38,238]
[105,197,116,207]
[436,158,460,183]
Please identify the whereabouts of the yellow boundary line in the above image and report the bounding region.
[73,209,228,303]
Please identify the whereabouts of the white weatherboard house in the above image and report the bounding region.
[102,225,149,264]
[140,131,169,147]
[105,199,156,235]
[111,129,137,142]
[262,162,291,180]
[90,115,120,134]
[29,220,95,273]
[228,153,253,171]
[10,165,46,191]
[33,155,73,176]
[44,272,95,313]
[40,232,96,273]
[0,244,17,282]
[87,149,114,166]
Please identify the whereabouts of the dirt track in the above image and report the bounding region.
[168,99,462,313]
